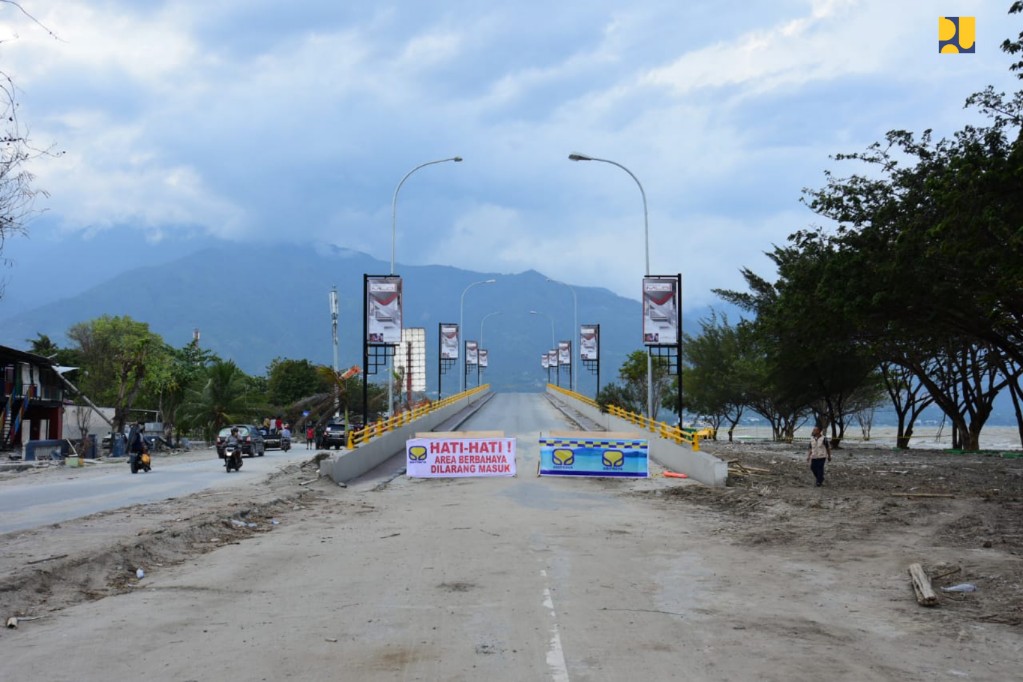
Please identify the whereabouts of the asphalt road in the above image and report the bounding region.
[0,446,313,534]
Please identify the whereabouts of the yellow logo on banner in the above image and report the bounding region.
[602,450,624,468]
[939,17,975,53]
[408,445,427,462]
[552,448,575,465]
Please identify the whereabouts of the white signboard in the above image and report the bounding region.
[580,325,598,361]
[479,349,488,368]
[396,327,427,392]
[366,276,402,345]
[406,436,517,478]
[558,341,571,366]
[542,353,549,369]
[548,349,558,367]
[440,324,459,360]
[642,276,679,346]
[466,340,479,366]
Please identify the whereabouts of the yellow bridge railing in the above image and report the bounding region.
[346,384,490,449]
[548,383,711,451]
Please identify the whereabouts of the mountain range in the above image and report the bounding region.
[0,243,719,396]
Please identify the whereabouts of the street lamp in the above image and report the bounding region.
[546,278,577,392]
[530,310,557,387]
[480,311,503,348]
[478,312,502,388]
[391,156,462,274]
[569,151,654,419]
[460,279,496,392]
[388,155,462,416]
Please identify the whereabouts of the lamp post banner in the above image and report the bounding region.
[479,349,488,368]
[406,436,517,478]
[466,341,479,366]
[548,349,558,367]
[440,324,459,359]
[580,325,598,360]
[642,276,680,346]
[541,354,549,369]
[558,341,571,366]
[366,276,403,345]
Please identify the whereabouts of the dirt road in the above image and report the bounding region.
[1,393,1020,681]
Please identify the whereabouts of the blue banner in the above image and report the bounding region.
[539,436,648,478]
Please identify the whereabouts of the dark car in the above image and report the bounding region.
[215,424,265,457]
[319,422,347,450]
[260,427,282,450]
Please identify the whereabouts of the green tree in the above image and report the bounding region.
[182,359,264,439]
[676,313,758,442]
[66,315,168,434]
[144,340,219,442]
[266,357,331,407]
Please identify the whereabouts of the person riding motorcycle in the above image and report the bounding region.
[128,422,151,473]
[280,423,292,451]
[223,427,244,471]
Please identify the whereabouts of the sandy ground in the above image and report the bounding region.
[0,430,1021,680]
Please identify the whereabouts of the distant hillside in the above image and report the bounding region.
[0,243,718,396]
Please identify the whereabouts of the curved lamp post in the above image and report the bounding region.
[530,310,557,386]
[391,156,462,274]
[387,155,461,416]
[460,279,496,392]
[568,151,653,418]
[478,311,502,388]
[546,278,577,392]
[480,311,503,348]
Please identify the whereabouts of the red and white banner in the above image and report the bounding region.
[406,436,517,477]
[440,324,459,359]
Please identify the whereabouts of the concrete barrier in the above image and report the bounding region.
[320,389,492,484]
[546,387,728,487]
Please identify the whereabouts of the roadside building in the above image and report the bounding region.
[0,345,66,453]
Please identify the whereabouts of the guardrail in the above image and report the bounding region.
[346,385,491,449]
[547,384,713,451]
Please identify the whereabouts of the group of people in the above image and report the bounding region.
[262,416,285,434]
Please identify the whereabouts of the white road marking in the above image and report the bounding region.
[541,569,570,681]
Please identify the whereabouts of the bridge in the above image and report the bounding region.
[321,386,727,487]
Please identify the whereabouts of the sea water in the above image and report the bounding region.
[730,424,1022,451]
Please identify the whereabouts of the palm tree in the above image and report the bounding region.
[181,359,263,439]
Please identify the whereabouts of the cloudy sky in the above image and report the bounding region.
[0,0,1018,315]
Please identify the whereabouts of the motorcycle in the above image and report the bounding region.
[129,449,152,474]
[281,435,291,452]
[218,441,243,473]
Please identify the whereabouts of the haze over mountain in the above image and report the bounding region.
[0,243,721,396]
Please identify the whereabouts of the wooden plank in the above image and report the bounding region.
[908,563,939,606]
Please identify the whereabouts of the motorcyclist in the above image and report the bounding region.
[223,427,243,471]
[129,422,147,458]
[280,423,292,451]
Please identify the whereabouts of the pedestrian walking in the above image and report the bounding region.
[306,425,315,449]
[807,425,831,486]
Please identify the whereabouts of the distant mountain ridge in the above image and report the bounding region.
[0,243,712,396]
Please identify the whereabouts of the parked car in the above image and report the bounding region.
[260,427,282,450]
[215,424,265,457]
[319,422,347,450]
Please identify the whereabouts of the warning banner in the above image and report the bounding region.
[539,433,648,478]
[406,436,517,478]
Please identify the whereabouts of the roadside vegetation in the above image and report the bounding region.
[597,5,1023,451]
